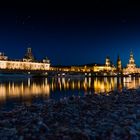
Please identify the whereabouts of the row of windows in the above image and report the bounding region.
[0,62,50,70]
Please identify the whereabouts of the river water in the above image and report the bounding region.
[0,76,139,110]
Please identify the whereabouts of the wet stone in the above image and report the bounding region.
[0,89,140,139]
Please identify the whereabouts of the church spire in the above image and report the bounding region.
[117,55,122,71]
[23,47,35,62]
[105,56,110,66]
[129,51,135,65]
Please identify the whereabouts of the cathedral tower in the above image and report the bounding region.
[105,56,111,66]
[117,55,122,71]
[23,48,35,61]
[127,51,136,69]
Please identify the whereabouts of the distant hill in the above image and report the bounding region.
[53,63,105,67]
[81,63,105,67]
[52,65,71,68]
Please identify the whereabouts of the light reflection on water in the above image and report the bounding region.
[0,76,140,106]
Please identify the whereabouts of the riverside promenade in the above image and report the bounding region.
[0,89,140,139]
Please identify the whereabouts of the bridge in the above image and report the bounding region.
[0,66,118,78]
[0,67,91,75]
[0,66,139,78]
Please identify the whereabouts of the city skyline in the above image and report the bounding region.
[1,1,140,66]
[0,47,137,68]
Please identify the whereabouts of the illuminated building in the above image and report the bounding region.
[0,48,50,70]
[0,52,8,60]
[116,55,122,72]
[23,47,35,62]
[93,56,116,73]
[123,51,138,74]
[105,56,111,66]
[52,56,116,74]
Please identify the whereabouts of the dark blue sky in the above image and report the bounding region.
[1,1,140,67]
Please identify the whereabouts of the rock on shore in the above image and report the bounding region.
[0,89,140,139]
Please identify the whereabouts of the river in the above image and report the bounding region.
[0,75,139,110]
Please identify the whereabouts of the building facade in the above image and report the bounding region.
[123,51,138,75]
[116,55,122,72]
[93,57,116,73]
[0,48,50,71]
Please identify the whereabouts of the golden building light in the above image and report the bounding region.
[123,51,138,75]
[0,48,50,71]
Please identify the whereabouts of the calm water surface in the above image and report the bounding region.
[0,76,140,110]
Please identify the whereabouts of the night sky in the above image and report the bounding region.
[1,1,140,67]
